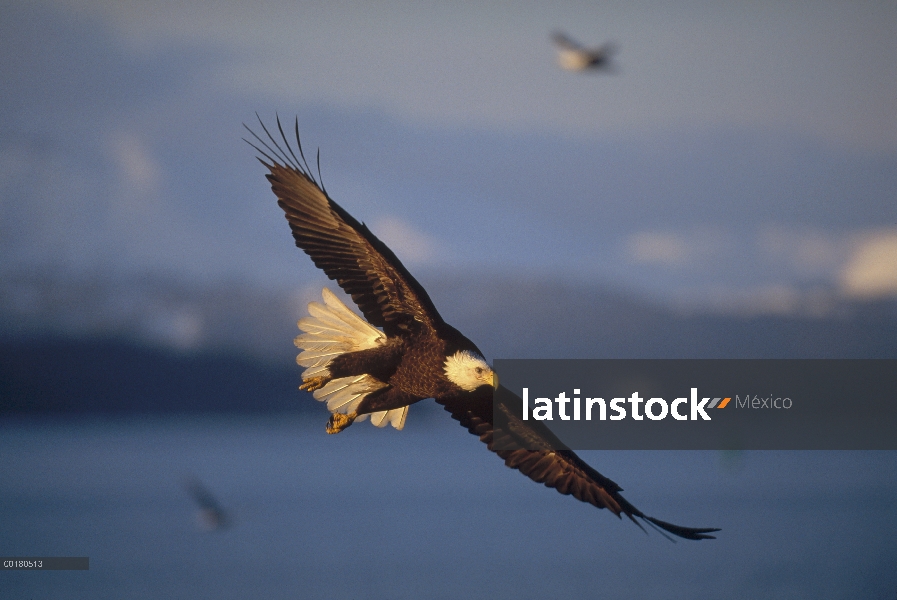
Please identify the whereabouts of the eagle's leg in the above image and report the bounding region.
[300,375,330,392]
[326,412,356,434]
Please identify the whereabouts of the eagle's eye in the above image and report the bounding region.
[475,367,483,375]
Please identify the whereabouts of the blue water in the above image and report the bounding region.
[1,413,895,599]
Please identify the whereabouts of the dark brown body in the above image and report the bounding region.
[328,325,484,415]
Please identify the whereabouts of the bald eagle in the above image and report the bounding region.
[551,31,616,72]
[246,117,718,541]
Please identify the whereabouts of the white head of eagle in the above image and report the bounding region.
[444,350,495,392]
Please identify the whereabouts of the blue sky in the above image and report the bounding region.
[2,0,896,312]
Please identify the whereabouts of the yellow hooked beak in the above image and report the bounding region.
[491,371,499,388]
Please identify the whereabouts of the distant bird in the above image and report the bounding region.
[182,476,229,531]
[245,117,718,540]
[551,31,616,72]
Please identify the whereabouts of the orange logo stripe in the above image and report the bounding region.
[717,397,731,409]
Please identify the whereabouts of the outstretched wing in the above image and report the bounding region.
[551,31,584,51]
[246,116,444,337]
[437,387,719,541]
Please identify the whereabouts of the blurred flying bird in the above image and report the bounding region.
[245,116,718,541]
[551,31,616,72]
[182,476,230,531]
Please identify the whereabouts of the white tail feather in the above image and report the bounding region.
[296,288,408,430]
[295,288,385,374]
[370,406,409,430]
[313,374,387,416]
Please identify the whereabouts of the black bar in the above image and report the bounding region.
[494,359,897,450]
[1,557,89,570]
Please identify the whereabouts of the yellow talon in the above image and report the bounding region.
[300,376,329,392]
[326,412,357,434]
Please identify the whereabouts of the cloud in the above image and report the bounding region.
[624,225,897,311]
[757,226,848,278]
[143,307,204,350]
[107,131,162,199]
[625,228,729,270]
[840,230,897,298]
[368,216,438,266]
[685,284,809,317]
[627,232,690,266]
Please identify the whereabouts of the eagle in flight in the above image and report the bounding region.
[246,117,718,541]
[551,31,616,72]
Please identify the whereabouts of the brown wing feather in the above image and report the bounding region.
[247,117,444,336]
[437,388,720,541]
